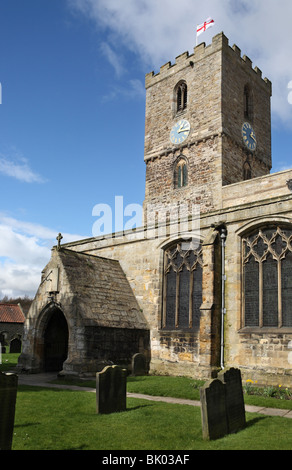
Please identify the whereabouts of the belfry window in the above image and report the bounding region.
[244,85,253,121]
[176,82,187,113]
[242,226,292,328]
[175,159,188,188]
[243,161,252,180]
[162,240,203,330]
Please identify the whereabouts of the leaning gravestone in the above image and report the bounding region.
[218,367,246,434]
[200,378,229,440]
[0,371,18,450]
[96,365,127,414]
[131,353,147,376]
[200,368,246,440]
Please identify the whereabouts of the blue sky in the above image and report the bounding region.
[0,0,292,298]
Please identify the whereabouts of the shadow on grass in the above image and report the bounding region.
[125,403,153,412]
[14,422,41,428]
[245,415,268,428]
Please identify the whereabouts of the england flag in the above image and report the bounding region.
[196,18,215,39]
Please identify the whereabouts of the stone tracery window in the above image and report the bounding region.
[242,226,292,328]
[162,240,203,330]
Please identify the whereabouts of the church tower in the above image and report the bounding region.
[143,32,272,217]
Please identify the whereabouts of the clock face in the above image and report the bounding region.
[242,122,257,151]
[170,119,190,145]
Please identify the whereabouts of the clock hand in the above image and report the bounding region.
[250,132,256,142]
[178,123,190,133]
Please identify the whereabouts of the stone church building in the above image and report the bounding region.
[18,33,292,387]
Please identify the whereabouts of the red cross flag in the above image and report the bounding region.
[196,18,215,44]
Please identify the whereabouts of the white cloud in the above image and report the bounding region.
[68,0,292,127]
[0,215,87,298]
[100,41,125,77]
[0,154,45,183]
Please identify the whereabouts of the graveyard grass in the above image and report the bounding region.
[12,385,292,450]
[1,354,292,450]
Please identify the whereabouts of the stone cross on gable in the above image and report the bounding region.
[56,233,63,250]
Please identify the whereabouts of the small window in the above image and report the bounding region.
[244,85,253,121]
[243,161,252,180]
[174,158,188,188]
[176,81,187,113]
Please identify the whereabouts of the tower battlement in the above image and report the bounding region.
[145,32,271,94]
[144,31,272,210]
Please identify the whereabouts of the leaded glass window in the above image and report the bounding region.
[162,240,202,330]
[242,226,292,328]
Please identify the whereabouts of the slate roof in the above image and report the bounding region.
[54,249,149,330]
[0,304,25,323]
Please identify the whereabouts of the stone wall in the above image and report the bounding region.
[65,169,292,384]
[220,176,292,387]
[144,137,222,217]
[221,38,271,174]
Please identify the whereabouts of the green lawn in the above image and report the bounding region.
[56,374,292,411]
[12,385,292,450]
[2,353,292,450]
[0,352,20,372]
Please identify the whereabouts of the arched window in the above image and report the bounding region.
[175,81,187,113]
[162,240,203,330]
[242,226,292,328]
[243,161,252,180]
[174,158,188,188]
[244,85,253,121]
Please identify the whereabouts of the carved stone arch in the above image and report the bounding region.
[35,302,69,372]
[236,216,292,238]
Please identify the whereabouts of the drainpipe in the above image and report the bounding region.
[220,227,227,370]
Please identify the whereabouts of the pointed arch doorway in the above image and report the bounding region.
[43,308,68,372]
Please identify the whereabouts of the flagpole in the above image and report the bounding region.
[196,25,198,46]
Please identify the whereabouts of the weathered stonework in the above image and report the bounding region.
[18,249,149,376]
[18,33,292,386]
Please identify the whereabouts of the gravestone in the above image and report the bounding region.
[96,365,127,414]
[218,367,246,434]
[131,353,147,376]
[200,378,228,440]
[200,368,246,440]
[0,371,18,450]
[10,337,22,353]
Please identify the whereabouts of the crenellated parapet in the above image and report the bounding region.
[145,32,271,94]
